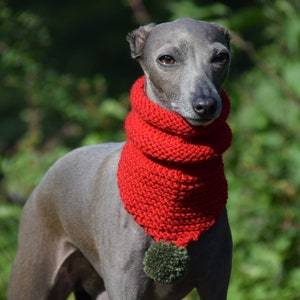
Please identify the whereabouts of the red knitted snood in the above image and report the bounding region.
[118,76,232,248]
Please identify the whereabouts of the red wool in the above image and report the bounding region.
[117,76,232,247]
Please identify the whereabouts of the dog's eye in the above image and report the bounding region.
[158,55,176,65]
[212,52,230,64]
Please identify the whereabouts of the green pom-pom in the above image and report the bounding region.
[143,241,190,284]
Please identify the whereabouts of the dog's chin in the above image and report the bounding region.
[185,117,216,127]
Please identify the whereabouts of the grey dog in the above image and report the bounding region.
[8,18,232,300]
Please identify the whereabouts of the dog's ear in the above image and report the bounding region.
[221,27,231,48]
[212,23,231,48]
[127,23,156,59]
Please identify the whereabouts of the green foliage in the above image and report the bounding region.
[223,1,300,299]
[0,203,22,299]
[0,8,127,147]
[1,0,300,299]
[1,147,68,201]
[0,5,127,201]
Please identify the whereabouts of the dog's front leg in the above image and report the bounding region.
[193,209,232,300]
[8,193,77,300]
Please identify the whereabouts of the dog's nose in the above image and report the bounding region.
[192,98,218,118]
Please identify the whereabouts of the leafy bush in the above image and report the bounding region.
[0,6,128,202]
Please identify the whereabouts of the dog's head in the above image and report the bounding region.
[127,18,231,126]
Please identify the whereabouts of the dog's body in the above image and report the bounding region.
[9,18,232,300]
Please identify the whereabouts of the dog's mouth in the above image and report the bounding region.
[185,117,217,127]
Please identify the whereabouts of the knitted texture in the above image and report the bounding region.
[117,76,232,248]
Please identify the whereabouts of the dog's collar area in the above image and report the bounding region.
[118,75,232,246]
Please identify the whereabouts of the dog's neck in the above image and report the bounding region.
[118,76,232,247]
